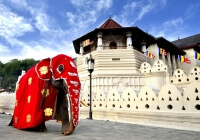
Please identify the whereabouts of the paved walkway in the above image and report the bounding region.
[1,113,200,140]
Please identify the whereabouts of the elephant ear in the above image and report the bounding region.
[35,58,52,80]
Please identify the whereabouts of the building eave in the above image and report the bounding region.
[73,27,156,54]
[156,37,186,55]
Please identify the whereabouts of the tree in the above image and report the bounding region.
[0,61,4,89]
[0,59,38,91]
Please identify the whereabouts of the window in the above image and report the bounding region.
[109,41,117,49]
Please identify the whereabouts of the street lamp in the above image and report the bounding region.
[87,54,94,119]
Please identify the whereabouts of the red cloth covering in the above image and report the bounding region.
[13,65,58,129]
[12,54,81,129]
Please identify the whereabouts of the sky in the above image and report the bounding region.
[0,0,200,63]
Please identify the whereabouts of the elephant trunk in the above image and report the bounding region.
[55,89,75,135]
[63,100,75,135]
[62,80,75,135]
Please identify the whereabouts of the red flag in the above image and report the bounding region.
[184,57,191,64]
[150,53,155,59]
[162,48,167,56]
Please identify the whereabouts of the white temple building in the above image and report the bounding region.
[72,18,199,92]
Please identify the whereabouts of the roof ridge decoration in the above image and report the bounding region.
[99,18,122,29]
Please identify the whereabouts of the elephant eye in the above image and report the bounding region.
[58,64,64,73]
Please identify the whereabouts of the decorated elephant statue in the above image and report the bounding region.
[9,54,81,135]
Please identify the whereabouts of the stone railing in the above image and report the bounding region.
[140,60,168,73]
[80,81,200,131]
[170,66,200,86]
[140,60,200,87]
[81,81,200,112]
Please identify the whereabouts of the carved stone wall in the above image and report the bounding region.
[170,66,200,87]
[140,60,200,88]
[80,81,200,113]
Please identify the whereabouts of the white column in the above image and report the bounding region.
[177,56,181,68]
[162,55,165,64]
[80,43,84,55]
[141,45,146,54]
[141,40,146,54]
[126,32,132,49]
[97,32,103,50]
[172,55,177,70]
[167,52,172,75]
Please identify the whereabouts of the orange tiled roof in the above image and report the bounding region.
[99,18,122,29]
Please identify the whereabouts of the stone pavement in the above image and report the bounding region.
[1,113,200,140]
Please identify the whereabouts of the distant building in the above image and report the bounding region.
[172,34,200,73]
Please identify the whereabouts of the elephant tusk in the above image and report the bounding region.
[80,100,88,107]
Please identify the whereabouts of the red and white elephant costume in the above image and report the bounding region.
[11,54,81,129]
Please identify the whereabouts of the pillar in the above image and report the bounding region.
[126,32,132,49]
[80,43,84,55]
[172,55,177,70]
[167,52,172,75]
[141,40,146,54]
[97,32,103,50]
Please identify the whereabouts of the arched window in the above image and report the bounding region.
[109,41,117,49]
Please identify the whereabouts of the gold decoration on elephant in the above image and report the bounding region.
[28,77,32,85]
[41,89,50,97]
[44,108,53,116]
[27,96,31,103]
[39,66,48,75]
[15,100,18,106]
[26,114,31,123]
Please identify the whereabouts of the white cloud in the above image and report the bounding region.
[4,0,53,34]
[163,18,184,27]
[35,12,50,32]
[114,0,167,26]
[96,0,113,11]
[149,17,185,41]
[66,0,113,30]
[0,38,77,63]
[70,0,112,10]
[185,3,200,20]
[0,4,33,38]
[0,44,9,53]
[70,0,92,8]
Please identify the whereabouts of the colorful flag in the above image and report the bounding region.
[178,55,191,64]
[195,52,200,60]
[181,56,185,62]
[185,57,191,64]
[162,49,167,56]
[146,51,155,59]
[150,53,155,59]
[158,47,167,56]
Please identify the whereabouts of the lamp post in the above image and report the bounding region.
[87,54,94,119]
